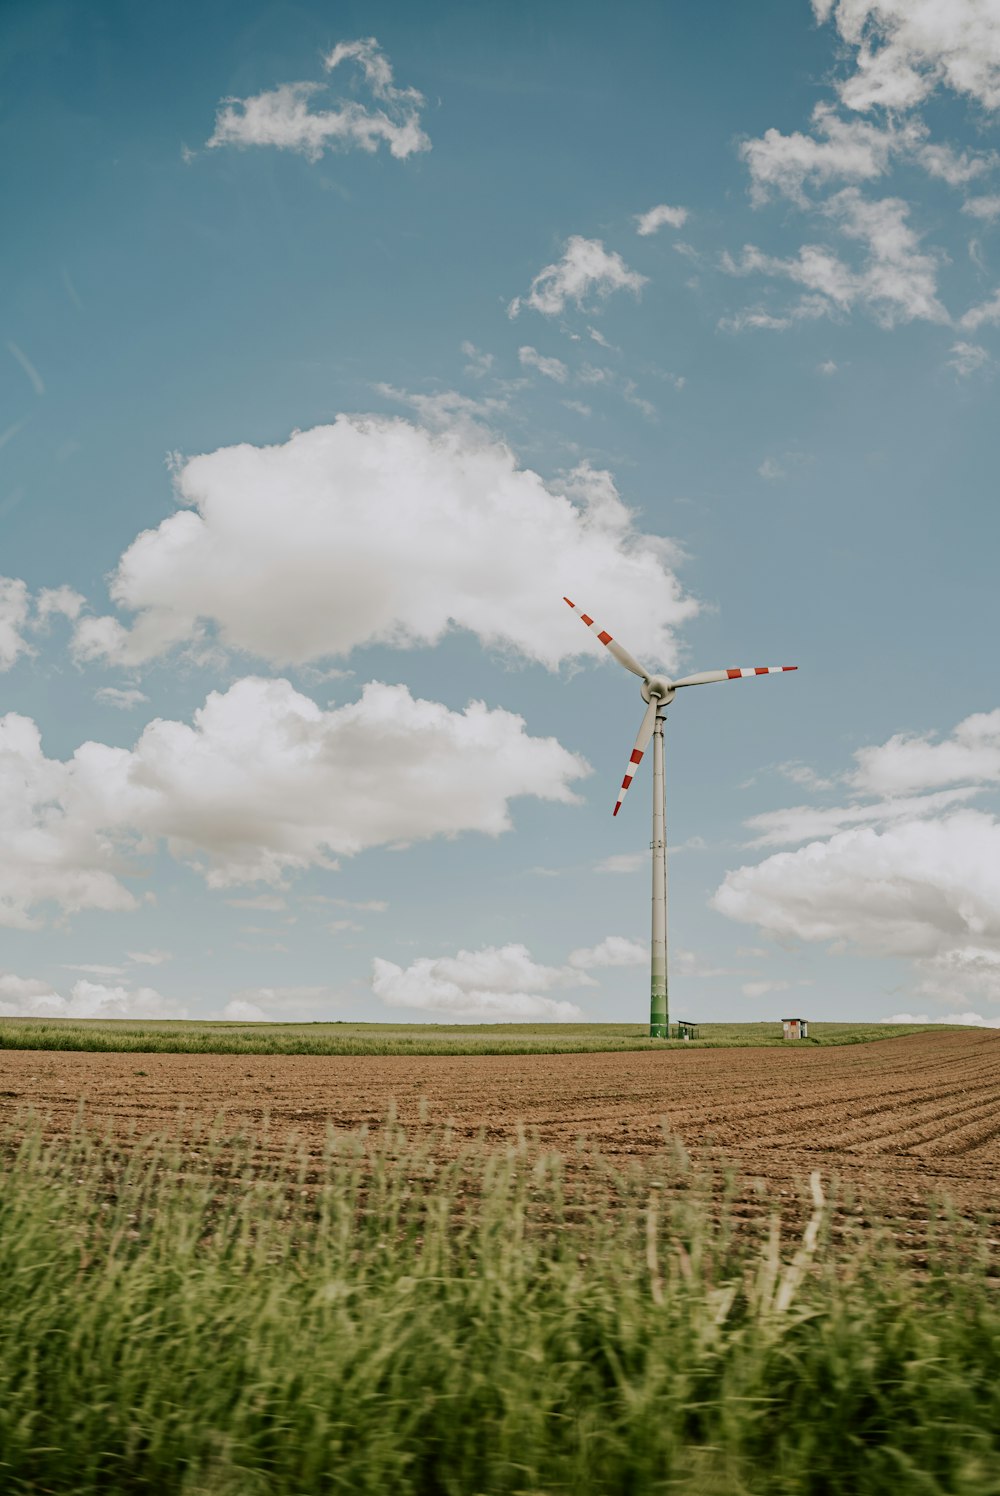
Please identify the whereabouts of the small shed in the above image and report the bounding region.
[782,1017,809,1040]
[677,1019,699,1041]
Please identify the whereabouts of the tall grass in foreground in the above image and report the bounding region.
[0,1017,950,1056]
[1,1119,997,1496]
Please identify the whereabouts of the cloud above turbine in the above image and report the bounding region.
[72,415,697,674]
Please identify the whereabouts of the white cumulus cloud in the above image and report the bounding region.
[740,105,992,205]
[568,935,646,969]
[221,999,270,1021]
[963,194,1000,221]
[917,140,997,185]
[852,709,1000,794]
[224,985,338,1021]
[0,711,140,929]
[0,677,589,921]
[122,677,589,885]
[714,707,1000,1007]
[206,37,429,161]
[71,416,697,673]
[509,237,647,318]
[715,810,1000,959]
[0,972,187,1020]
[372,943,589,1022]
[740,104,903,205]
[915,946,1000,1003]
[814,0,1000,113]
[371,931,654,1022]
[34,586,85,625]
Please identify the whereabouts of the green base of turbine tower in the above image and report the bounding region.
[650,959,668,1038]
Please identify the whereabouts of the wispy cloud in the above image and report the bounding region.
[0,576,31,671]
[6,342,44,396]
[460,341,494,378]
[758,450,810,481]
[509,237,646,318]
[96,685,149,710]
[947,340,993,377]
[594,851,646,874]
[373,942,588,1022]
[0,418,29,452]
[723,190,948,330]
[634,203,689,236]
[518,345,568,382]
[206,37,429,162]
[960,288,1000,331]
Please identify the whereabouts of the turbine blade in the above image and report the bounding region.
[672,666,798,688]
[563,597,649,680]
[613,698,658,817]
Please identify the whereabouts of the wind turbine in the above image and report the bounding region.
[564,597,797,1038]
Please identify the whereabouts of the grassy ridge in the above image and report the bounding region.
[0,1118,997,1495]
[0,1018,954,1056]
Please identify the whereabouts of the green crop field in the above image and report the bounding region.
[0,1017,958,1057]
[0,1116,996,1495]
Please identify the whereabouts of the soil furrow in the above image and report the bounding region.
[2,1029,998,1222]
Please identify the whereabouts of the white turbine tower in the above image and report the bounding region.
[564,597,797,1038]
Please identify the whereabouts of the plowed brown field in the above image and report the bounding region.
[2,1028,998,1224]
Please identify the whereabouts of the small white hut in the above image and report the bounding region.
[781,1017,809,1040]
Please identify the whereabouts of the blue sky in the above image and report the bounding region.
[2,0,999,1026]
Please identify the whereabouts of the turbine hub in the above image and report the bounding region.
[641,674,676,705]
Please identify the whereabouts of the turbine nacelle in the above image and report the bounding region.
[640,675,675,706]
[562,595,797,817]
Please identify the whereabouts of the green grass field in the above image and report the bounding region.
[0,1116,996,1495]
[0,1017,956,1056]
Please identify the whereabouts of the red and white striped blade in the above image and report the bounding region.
[563,597,649,680]
[672,666,797,688]
[613,698,658,817]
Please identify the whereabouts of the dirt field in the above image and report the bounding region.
[2,1027,998,1223]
